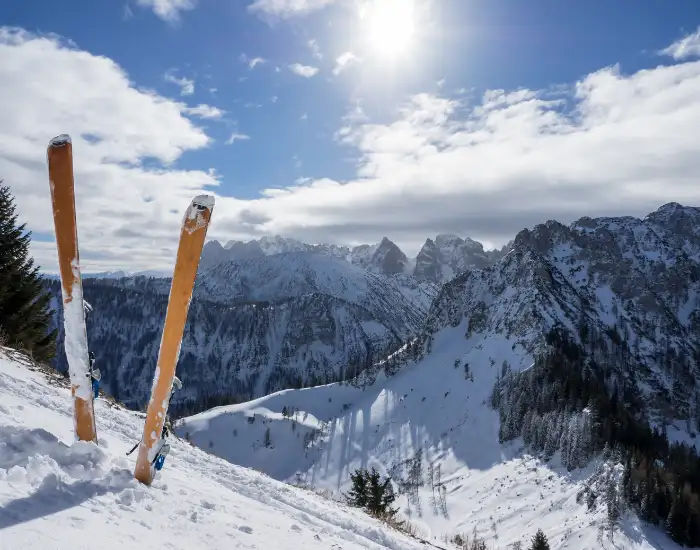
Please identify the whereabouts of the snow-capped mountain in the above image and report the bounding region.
[427,202,700,435]
[414,234,509,283]
[0,348,432,550]
[177,203,698,549]
[199,233,504,281]
[48,252,434,413]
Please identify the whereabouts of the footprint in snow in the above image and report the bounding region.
[290,524,302,532]
[238,525,253,534]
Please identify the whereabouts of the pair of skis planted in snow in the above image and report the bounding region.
[47,135,214,485]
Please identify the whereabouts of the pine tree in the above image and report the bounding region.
[347,467,399,521]
[0,184,55,361]
[346,469,368,508]
[528,529,550,550]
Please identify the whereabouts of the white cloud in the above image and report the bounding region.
[6,26,700,273]
[660,27,700,60]
[164,70,194,95]
[226,132,251,144]
[249,57,266,69]
[289,63,319,77]
[240,54,267,69]
[182,103,225,119]
[248,0,335,19]
[308,39,322,60]
[0,27,216,272]
[136,0,197,22]
[332,51,359,75]
[212,58,700,253]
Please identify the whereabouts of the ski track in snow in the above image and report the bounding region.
[0,350,432,550]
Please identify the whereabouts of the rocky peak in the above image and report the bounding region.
[371,237,408,275]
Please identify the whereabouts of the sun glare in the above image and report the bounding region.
[362,0,416,60]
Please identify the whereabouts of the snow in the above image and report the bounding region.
[184,195,214,233]
[0,349,432,550]
[49,134,71,146]
[192,194,215,210]
[178,324,680,549]
[61,273,92,403]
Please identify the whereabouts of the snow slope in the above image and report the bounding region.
[178,324,678,549]
[0,348,434,550]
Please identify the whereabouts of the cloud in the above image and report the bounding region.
[249,57,266,69]
[0,27,217,272]
[660,27,700,60]
[226,132,251,144]
[289,63,319,77]
[240,54,267,69]
[212,58,700,253]
[333,51,359,75]
[308,39,322,60]
[164,70,195,95]
[248,0,335,19]
[182,103,225,119]
[136,0,197,22]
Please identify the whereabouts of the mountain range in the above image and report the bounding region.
[176,202,699,548]
[41,202,700,547]
[48,203,698,431]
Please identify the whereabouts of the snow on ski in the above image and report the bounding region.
[134,195,214,485]
[46,134,97,443]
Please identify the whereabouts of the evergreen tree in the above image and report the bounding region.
[528,529,550,550]
[0,184,55,361]
[346,469,369,508]
[346,468,399,521]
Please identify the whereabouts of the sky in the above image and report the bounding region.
[1,0,699,272]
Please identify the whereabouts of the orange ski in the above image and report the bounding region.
[47,135,97,443]
[134,195,214,485]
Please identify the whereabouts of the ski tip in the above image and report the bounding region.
[192,195,215,211]
[49,134,72,148]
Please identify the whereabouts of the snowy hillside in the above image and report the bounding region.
[0,348,433,550]
[177,324,678,549]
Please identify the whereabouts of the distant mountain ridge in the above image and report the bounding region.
[200,232,509,283]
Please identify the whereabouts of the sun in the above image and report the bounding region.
[361,0,416,60]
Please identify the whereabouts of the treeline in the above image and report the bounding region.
[491,327,700,546]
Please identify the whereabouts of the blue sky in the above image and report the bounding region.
[1,1,699,271]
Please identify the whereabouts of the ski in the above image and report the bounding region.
[134,195,214,485]
[47,134,97,443]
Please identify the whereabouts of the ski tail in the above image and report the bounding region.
[134,195,214,485]
[47,134,97,443]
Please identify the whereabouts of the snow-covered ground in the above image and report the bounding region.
[0,348,434,550]
[178,325,679,549]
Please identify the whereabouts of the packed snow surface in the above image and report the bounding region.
[0,349,432,550]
